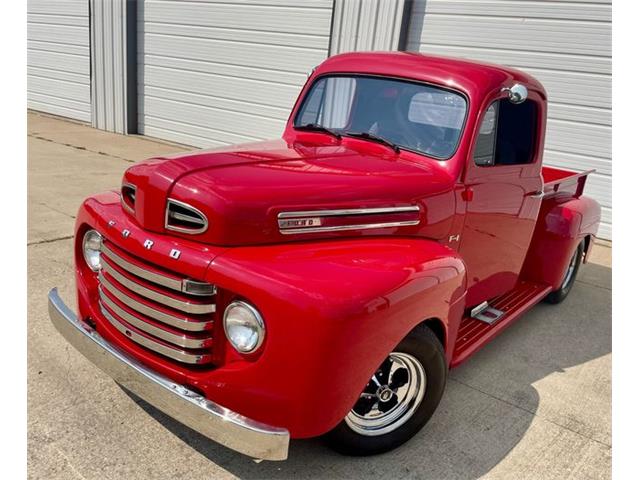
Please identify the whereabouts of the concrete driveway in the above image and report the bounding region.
[27,112,611,479]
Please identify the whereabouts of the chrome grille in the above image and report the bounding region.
[97,241,216,365]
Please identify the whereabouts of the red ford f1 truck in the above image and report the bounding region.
[48,52,601,461]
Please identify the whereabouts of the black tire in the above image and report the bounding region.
[324,325,447,456]
[544,240,584,304]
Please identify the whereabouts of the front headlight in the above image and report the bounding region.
[82,229,103,272]
[223,301,265,354]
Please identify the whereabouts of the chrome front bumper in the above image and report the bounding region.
[47,288,290,461]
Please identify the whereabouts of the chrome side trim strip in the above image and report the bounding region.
[48,288,289,460]
[100,265,216,314]
[101,245,216,297]
[99,275,213,331]
[277,206,420,219]
[99,291,212,349]
[165,198,208,235]
[100,306,212,364]
[280,220,420,235]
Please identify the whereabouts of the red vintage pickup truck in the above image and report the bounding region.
[48,52,601,461]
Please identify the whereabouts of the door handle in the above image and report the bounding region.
[526,190,544,199]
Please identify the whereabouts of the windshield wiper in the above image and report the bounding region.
[343,131,400,153]
[294,123,342,139]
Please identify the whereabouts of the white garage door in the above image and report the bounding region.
[407,0,612,240]
[137,0,334,148]
[27,0,91,122]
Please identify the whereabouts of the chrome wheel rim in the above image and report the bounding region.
[345,352,427,436]
[561,248,579,290]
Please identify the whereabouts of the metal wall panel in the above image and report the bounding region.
[90,0,137,133]
[407,0,612,239]
[137,0,333,147]
[330,0,409,54]
[27,0,91,122]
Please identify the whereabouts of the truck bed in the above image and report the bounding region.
[542,166,595,197]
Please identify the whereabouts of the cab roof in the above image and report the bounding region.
[314,52,546,103]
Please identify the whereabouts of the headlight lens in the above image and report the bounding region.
[82,229,103,272]
[223,301,265,354]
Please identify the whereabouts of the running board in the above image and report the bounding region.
[451,281,552,368]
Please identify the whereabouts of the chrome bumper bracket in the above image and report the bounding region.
[47,288,289,461]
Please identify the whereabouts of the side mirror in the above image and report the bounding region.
[502,84,528,104]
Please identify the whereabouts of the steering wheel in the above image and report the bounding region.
[388,122,444,155]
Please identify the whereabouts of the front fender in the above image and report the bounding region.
[202,238,466,438]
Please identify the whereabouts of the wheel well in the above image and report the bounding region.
[421,318,446,348]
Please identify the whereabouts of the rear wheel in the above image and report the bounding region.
[545,240,584,304]
[324,326,446,456]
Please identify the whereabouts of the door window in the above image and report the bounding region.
[473,99,537,166]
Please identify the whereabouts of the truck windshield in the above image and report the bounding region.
[294,75,467,159]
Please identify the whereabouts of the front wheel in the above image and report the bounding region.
[324,326,447,456]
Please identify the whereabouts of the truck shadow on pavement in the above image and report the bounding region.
[125,263,611,480]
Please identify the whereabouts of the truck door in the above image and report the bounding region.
[458,93,545,307]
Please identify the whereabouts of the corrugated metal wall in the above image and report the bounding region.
[27,0,91,122]
[90,0,136,134]
[330,0,409,54]
[406,0,612,239]
[136,0,334,148]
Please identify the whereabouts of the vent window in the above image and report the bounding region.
[121,183,136,214]
[165,199,208,234]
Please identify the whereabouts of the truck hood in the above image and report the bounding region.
[123,138,456,246]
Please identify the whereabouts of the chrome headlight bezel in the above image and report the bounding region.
[223,301,265,354]
[82,229,103,272]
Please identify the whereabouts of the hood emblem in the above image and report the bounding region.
[278,218,322,229]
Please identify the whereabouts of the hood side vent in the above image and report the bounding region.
[121,183,136,214]
[165,199,208,234]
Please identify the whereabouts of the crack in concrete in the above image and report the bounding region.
[54,445,89,480]
[575,279,612,292]
[28,133,136,163]
[37,202,76,220]
[28,235,74,246]
[448,376,611,449]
